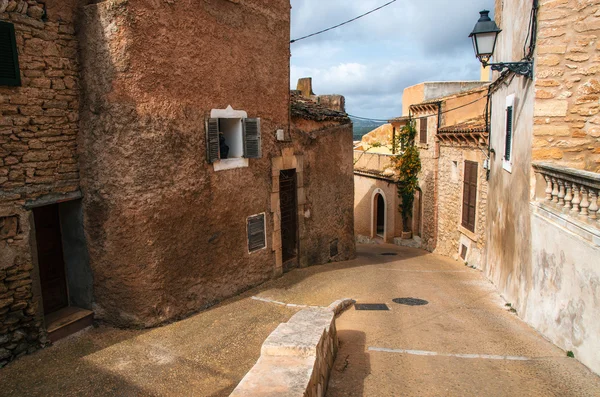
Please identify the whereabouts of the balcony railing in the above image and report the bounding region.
[532,162,600,228]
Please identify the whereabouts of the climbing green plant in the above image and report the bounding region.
[391,120,421,232]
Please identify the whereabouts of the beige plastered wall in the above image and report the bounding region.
[354,174,402,243]
[487,0,600,375]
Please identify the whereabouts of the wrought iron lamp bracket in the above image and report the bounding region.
[487,61,533,79]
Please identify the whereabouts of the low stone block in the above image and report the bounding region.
[261,322,325,358]
[230,355,316,397]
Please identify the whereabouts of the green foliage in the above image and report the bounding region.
[391,120,421,232]
[371,142,383,148]
[567,351,575,358]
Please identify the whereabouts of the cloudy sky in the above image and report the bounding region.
[290,0,494,119]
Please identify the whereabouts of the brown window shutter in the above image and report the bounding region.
[0,22,21,87]
[247,213,266,252]
[462,161,478,232]
[206,118,220,163]
[420,118,428,144]
[243,118,261,159]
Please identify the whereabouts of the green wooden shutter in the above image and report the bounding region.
[247,214,266,252]
[462,161,478,232]
[505,106,513,162]
[206,118,220,163]
[0,22,21,87]
[243,118,261,159]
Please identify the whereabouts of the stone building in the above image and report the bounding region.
[0,1,355,367]
[405,85,490,265]
[484,0,600,374]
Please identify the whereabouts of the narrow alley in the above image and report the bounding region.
[1,244,598,396]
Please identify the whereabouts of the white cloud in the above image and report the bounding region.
[290,0,494,118]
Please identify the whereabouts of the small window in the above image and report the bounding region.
[206,118,261,163]
[247,213,266,253]
[420,117,428,144]
[503,94,515,172]
[461,161,478,233]
[0,22,21,87]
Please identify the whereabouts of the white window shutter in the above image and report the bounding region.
[243,118,261,159]
[206,118,220,163]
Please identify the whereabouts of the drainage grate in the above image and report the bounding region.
[393,298,429,306]
[380,253,398,256]
[355,303,389,311]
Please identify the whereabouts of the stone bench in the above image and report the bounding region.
[230,299,354,397]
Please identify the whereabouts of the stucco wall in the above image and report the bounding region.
[528,211,600,374]
[293,122,356,267]
[436,145,488,268]
[486,0,600,375]
[486,0,536,314]
[354,174,402,242]
[0,2,81,366]
[77,0,290,327]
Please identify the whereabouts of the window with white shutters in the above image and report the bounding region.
[0,22,21,87]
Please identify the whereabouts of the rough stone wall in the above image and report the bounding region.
[533,0,600,172]
[291,119,356,266]
[436,145,488,268]
[77,0,290,327]
[414,112,438,251]
[0,2,80,366]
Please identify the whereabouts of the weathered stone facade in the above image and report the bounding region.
[1,0,356,367]
[533,0,600,171]
[0,1,81,366]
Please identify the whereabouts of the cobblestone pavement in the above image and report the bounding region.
[1,244,599,396]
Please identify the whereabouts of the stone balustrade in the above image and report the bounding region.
[533,162,600,228]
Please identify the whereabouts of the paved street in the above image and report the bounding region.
[1,244,599,396]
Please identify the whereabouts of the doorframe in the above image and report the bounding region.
[370,188,387,240]
[271,149,305,276]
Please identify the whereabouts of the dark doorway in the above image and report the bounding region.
[376,194,385,237]
[280,169,298,269]
[33,204,68,315]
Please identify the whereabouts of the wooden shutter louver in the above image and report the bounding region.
[243,118,261,159]
[461,161,478,233]
[420,118,428,144]
[247,213,266,252]
[0,22,21,87]
[206,118,220,163]
[505,106,513,161]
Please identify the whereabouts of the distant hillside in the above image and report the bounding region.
[351,117,386,141]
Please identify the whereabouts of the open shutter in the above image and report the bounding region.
[0,22,21,87]
[243,118,261,159]
[206,118,220,163]
[247,213,266,252]
[505,106,513,161]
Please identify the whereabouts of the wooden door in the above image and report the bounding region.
[280,169,298,267]
[33,204,68,315]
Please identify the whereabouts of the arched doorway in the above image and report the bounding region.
[376,194,385,237]
[372,192,386,239]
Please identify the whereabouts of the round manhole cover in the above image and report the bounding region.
[393,298,429,306]
[381,253,398,256]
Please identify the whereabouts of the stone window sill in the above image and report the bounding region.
[458,224,478,242]
[213,158,249,172]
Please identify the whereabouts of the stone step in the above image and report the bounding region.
[45,306,93,342]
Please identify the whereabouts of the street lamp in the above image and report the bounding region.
[469,10,533,78]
